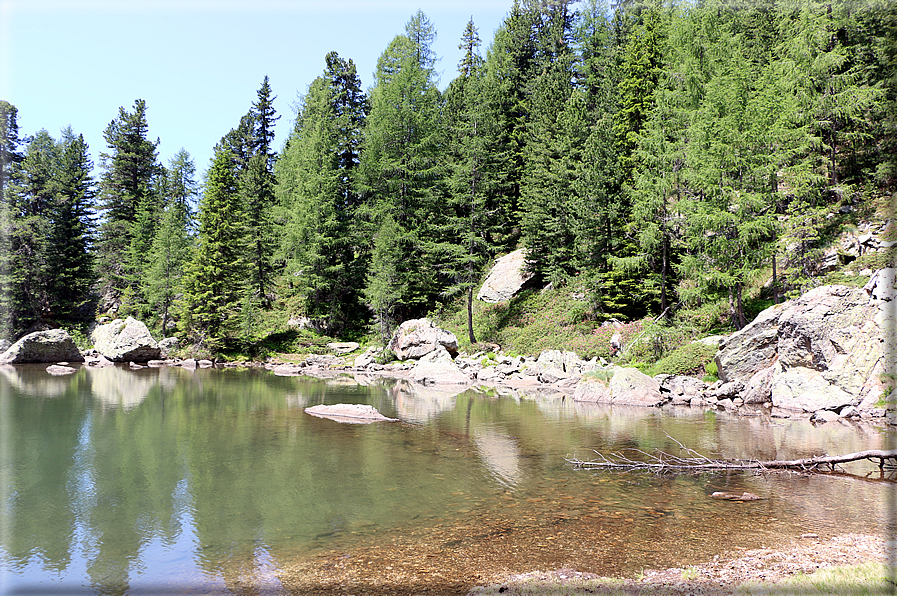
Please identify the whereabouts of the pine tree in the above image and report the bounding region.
[181,148,245,348]
[276,53,368,335]
[45,128,96,324]
[96,99,161,304]
[0,101,24,339]
[441,18,501,344]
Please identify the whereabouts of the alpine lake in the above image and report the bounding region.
[1,363,894,595]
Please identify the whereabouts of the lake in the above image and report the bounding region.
[1,363,893,595]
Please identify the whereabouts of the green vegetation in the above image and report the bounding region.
[2,1,894,360]
[737,562,895,595]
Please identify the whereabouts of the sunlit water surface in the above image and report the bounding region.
[0,364,893,595]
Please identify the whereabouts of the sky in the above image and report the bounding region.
[0,0,513,179]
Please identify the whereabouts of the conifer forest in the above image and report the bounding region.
[1,0,894,354]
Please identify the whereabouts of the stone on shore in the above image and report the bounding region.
[91,317,161,362]
[714,283,890,413]
[476,248,535,303]
[389,318,459,360]
[46,364,78,375]
[0,329,85,364]
[411,346,471,386]
[573,367,667,407]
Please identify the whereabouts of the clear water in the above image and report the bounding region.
[0,364,893,595]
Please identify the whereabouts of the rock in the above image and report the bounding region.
[85,354,114,368]
[91,317,160,362]
[327,341,360,355]
[476,248,536,303]
[538,367,570,384]
[0,329,84,364]
[692,334,725,348]
[715,284,889,413]
[811,409,841,423]
[46,364,77,375]
[476,366,500,382]
[304,403,398,424]
[411,347,471,386]
[180,358,197,370]
[0,339,10,352]
[272,364,304,376]
[147,360,166,367]
[198,359,214,368]
[158,337,179,356]
[863,268,896,302]
[657,374,707,399]
[573,367,667,407]
[388,319,459,360]
[839,405,859,418]
[711,492,760,501]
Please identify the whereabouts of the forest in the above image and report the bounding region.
[0,0,894,356]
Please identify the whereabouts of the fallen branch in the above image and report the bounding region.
[567,446,897,477]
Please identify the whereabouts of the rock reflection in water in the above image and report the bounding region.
[473,428,523,488]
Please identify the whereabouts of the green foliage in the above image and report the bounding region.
[650,341,717,377]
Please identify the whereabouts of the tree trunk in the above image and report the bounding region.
[467,285,476,345]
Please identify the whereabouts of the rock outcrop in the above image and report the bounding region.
[91,317,161,362]
[389,318,459,360]
[573,367,667,407]
[476,248,536,303]
[0,329,84,364]
[714,282,892,413]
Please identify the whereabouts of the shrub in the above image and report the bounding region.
[651,342,718,377]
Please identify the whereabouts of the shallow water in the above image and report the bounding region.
[0,364,893,595]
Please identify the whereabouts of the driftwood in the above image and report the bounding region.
[567,436,897,479]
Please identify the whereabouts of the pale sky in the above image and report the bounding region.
[1,0,512,178]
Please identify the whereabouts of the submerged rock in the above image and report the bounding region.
[304,403,398,424]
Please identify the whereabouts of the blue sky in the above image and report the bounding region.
[1,0,512,179]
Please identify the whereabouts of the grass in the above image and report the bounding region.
[737,562,895,595]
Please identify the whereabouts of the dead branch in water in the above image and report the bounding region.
[567,437,897,479]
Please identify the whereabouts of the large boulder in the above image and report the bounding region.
[388,318,459,360]
[573,367,667,407]
[411,346,471,386]
[91,317,161,362]
[0,329,84,364]
[476,248,536,303]
[715,283,892,412]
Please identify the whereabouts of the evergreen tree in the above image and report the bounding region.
[276,53,368,335]
[181,148,245,348]
[360,13,443,333]
[441,18,501,344]
[96,99,161,304]
[0,101,24,338]
[145,149,196,333]
[46,128,96,323]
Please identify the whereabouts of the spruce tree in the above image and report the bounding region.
[46,128,96,324]
[0,101,24,339]
[182,148,245,348]
[96,99,161,305]
[276,53,368,335]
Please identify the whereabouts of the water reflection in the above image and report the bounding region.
[0,364,893,595]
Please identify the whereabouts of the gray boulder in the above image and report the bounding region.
[46,364,78,375]
[411,346,471,386]
[573,367,667,407]
[158,337,179,357]
[715,284,890,413]
[476,248,536,303]
[0,329,84,364]
[389,318,459,360]
[91,317,161,362]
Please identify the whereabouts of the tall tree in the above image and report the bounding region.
[96,99,161,304]
[45,128,96,324]
[181,148,245,348]
[276,53,368,335]
[360,13,443,335]
[441,18,501,344]
[144,149,197,333]
[0,101,25,338]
